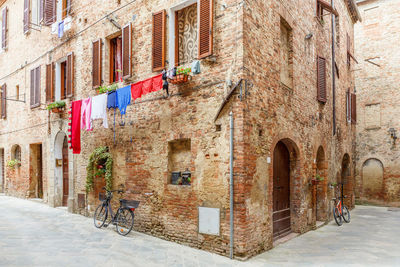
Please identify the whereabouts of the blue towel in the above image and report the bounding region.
[107,90,118,109]
[58,21,64,38]
[116,86,131,115]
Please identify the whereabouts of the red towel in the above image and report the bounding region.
[152,74,163,92]
[70,100,82,154]
[131,81,143,100]
[142,77,153,95]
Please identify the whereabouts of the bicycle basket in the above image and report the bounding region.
[99,193,106,201]
[120,199,140,209]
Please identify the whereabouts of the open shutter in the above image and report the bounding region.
[1,84,6,119]
[317,56,327,103]
[23,0,30,33]
[30,69,35,107]
[44,0,55,26]
[92,39,102,88]
[66,52,74,97]
[40,0,44,22]
[2,7,7,49]
[198,0,213,59]
[35,66,41,106]
[152,10,166,72]
[122,23,132,79]
[351,93,356,124]
[346,89,350,122]
[46,63,54,102]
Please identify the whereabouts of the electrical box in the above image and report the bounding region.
[198,207,220,235]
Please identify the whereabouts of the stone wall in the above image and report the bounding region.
[355,0,400,206]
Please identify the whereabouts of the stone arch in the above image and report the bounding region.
[54,131,67,207]
[315,146,328,222]
[271,137,302,238]
[361,158,384,202]
[11,144,22,162]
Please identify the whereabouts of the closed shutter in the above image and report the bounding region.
[46,63,54,102]
[152,10,166,72]
[2,7,7,49]
[35,66,41,105]
[92,39,102,88]
[122,23,132,79]
[66,52,74,97]
[44,0,56,26]
[23,0,30,33]
[346,89,350,122]
[317,56,327,103]
[30,69,35,107]
[1,83,6,119]
[351,93,356,124]
[198,0,213,59]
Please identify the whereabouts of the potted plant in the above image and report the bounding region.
[7,159,21,169]
[46,101,66,113]
[96,83,119,95]
[181,169,191,185]
[168,66,191,85]
[311,174,324,185]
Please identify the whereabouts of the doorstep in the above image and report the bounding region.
[316,220,325,228]
[273,232,299,248]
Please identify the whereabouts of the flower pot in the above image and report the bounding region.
[168,74,189,85]
[171,172,181,185]
[311,179,319,186]
[51,107,64,113]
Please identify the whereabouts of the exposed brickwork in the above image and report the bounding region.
[355,0,400,206]
[0,0,358,259]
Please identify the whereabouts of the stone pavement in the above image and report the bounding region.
[0,195,400,267]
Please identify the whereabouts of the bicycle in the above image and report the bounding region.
[93,187,140,236]
[330,183,350,226]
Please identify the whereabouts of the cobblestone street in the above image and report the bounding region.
[1,195,400,266]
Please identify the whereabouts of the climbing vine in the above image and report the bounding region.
[86,146,113,193]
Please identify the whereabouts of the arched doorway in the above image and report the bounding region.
[341,154,353,208]
[273,141,290,239]
[362,158,383,202]
[315,146,327,222]
[62,137,69,206]
[54,132,69,207]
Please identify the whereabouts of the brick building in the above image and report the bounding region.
[354,0,400,206]
[0,0,360,258]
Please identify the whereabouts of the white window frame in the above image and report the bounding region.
[55,56,67,101]
[168,0,198,67]
[31,0,41,26]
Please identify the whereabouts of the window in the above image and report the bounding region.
[168,139,191,185]
[57,0,71,21]
[11,145,21,162]
[153,0,213,71]
[316,0,338,22]
[0,83,6,119]
[24,0,43,33]
[109,35,122,83]
[1,7,8,50]
[280,18,293,89]
[365,103,380,129]
[16,85,19,101]
[46,52,74,101]
[43,0,70,26]
[317,56,326,103]
[30,66,41,108]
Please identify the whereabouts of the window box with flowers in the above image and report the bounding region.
[168,66,191,85]
[47,101,66,113]
[96,83,119,95]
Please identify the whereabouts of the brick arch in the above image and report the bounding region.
[314,145,328,222]
[361,158,384,202]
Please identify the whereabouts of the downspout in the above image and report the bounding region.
[229,111,234,259]
[331,0,336,136]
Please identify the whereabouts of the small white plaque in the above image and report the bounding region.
[198,207,220,235]
[267,157,271,164]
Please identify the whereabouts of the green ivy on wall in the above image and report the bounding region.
[86,146,113,193]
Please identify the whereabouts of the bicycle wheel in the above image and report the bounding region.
[115,208,134,236]
[94,203,107,228]
[333,207,343,226]
[342,206,351,223]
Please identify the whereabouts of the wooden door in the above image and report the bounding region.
[0,149,4,192]
[37,144,43,198]
[273,141,291,238]
[62,137,69,206]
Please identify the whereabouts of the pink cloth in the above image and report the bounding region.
[152,74,163,92]
[142,78,153,95]
[81,97,92,131]
[131,81,143,100]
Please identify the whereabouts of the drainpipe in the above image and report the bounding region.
[331,0,336,136]
[229,111,234,259]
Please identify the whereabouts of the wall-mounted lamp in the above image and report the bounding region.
[388,128,397,146]
[305,33,313,40]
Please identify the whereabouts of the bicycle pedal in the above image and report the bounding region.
[103,224,109,228]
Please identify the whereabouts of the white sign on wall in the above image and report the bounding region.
[198,207,220,236]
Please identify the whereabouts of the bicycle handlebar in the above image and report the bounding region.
[102,187,124,194]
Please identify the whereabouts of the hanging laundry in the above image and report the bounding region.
[107,90,118,109]
[69,100,82,154]
[152,74,163,92]
[91,94,108,128]
[116,86,131,115]
[81,97,93,131]
[142,77,153,95]
[58,21,64,38]
[131,81,143,100]
[191,60,201,74]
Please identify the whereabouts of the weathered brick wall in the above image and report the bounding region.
[355,0,400,205]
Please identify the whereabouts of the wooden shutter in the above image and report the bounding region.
[351,93,356,124]
[2,7,7,49]
[92,39,102,88]
[152,10,166,72]
[46,63,54,102]
[23,0,30,33]
[40,0,44,22]
[35,66,41,106]
[66,0,71,16]
[198,0,213,59]
[317,56,326,103]
[122,23,132,79]
[30,69,35,107]
[1,83,6,119]
[66,52,74,97]
[346,89,350,122]
[44,0,55,26]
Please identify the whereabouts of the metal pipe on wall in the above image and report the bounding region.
[331,0,336,136]
[229,111,234,259]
